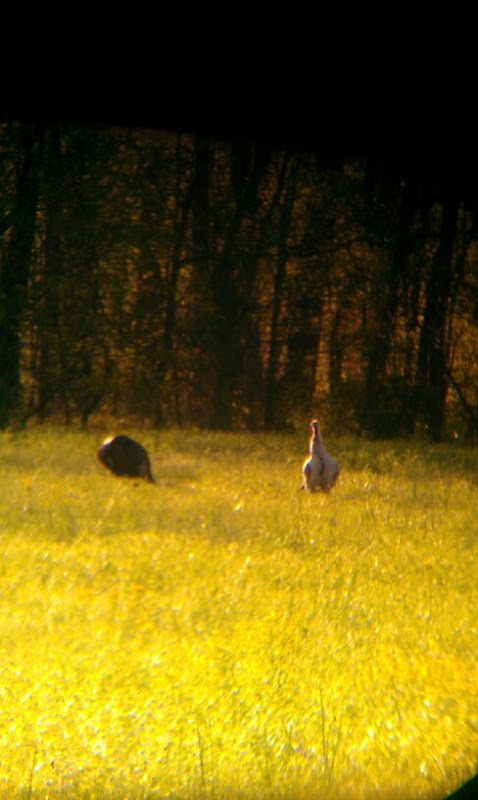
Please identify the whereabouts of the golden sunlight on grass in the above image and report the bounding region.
[0,428,476,799]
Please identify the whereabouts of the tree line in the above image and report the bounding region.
[1,121,477,440]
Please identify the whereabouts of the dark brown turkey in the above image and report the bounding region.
[97,435,155,483]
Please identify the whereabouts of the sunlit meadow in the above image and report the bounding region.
[0,427,476,800]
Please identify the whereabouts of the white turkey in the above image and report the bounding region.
[302,419,339,492]
[97,434,155,483]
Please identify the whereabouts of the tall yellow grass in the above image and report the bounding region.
[0,428,476,799]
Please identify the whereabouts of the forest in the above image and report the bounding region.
[1,120,477,440]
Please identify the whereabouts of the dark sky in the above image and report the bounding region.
[3,87,477,204]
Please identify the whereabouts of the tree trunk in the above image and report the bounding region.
[34,127,63,420]
[264,156,296,430]
[209,141,270,430]
[0,124,44,427]
[363,171,418,437]
[415,197,460,440]
[154,134,190,426]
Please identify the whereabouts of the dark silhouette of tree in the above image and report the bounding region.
[362,160,422,437]
[200,138,271,430]
[263,153,298,430]
[30,127,108,425]
[0,122,44,427]
[415,196,460,440]
[156,133,193,426]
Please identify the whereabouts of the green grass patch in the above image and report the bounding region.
[0,427,476,799]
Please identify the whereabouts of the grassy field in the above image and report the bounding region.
[0,426,476,800]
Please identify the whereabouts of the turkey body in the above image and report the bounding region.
[97,435,155,482]
[302,420,339,492]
